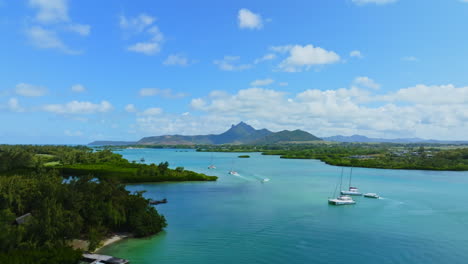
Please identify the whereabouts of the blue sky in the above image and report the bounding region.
[1,0,468,144]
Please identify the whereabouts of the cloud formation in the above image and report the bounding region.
[350,50,363,58]
[238,9,263,29]
[26,0,90,53]
[213,56,252,71]
[251,78,274,86]
[163,54,190,66]
[186,84,468,139]
[353,76,380,90]
[43,100,113,114]
[71,84,86,93]
[120,14,164,55]
[15,83,47,97]
[272,44,340,72]
[139,88,188,98]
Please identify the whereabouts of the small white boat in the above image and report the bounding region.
[328,195,356,205]
[364,193,380,199]
[228,171,239,176]
[208,165,216,169]
[341,186,362,196]
[261,178,270,183]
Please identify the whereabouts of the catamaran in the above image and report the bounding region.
[341,167,362,196]
[328,168,356,205]
[208,153,216,169]
[328,195,356,205]
[228,160,239,175]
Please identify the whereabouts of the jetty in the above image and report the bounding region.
[81,253,129,264]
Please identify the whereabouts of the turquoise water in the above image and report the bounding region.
[101,149,468,264]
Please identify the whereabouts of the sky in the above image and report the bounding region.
[1,0,468,144]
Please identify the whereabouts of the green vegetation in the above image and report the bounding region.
[238,155,250,158]
[198,143,468,171]
[0,144,216,264]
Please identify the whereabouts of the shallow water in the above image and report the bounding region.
[100,149,468,264]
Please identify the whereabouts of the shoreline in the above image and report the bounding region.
[70,233,131,253]
[95,233,131,252]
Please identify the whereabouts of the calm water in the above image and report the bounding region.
[101,149,468,264]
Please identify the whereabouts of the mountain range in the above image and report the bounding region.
[89,122,468,146]
[89,122,321,145]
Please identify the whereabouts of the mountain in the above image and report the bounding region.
[137,122,274,145]
[88,141,137,146]
[90,122,323,146]
[323,135,468,144]
[255,129,322,144]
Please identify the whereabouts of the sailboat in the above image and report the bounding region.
[228,160,239,176]
[328,168,356,205]
[207,153,216,169]
[340,167,362,196]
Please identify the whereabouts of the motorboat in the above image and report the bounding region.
[261,178,270,183]
[363,193,380,199]
[328,195,356,205]
[228,171,239,176]
[208,165,216,169]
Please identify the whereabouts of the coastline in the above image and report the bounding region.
[70,233,131,252]
[95,233,131,252]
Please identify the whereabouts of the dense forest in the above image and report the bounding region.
[197,143,468,171]
[0,145,216,264]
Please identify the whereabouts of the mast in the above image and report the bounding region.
[339,167,344,192]
[349,167,353,188]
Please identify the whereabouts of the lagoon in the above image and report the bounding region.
[101,149,468,264]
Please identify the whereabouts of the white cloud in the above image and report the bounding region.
[140,107,162,116]
[125,104,137,113]
[64,130,83,137]
[120,14,164,55]
[26,26,79,54]
[26,0,90,53]
[128,42,161,55]
[353,76,380,90]
[279,82,288,86]
[238,8,263,30]
[186,83,468,140]
[254,53,276,64]
[71,84,86,93]
[119,13,155,33]
[29,0,69,23]
[139,88,188,98]
[4,98,25,112]
[273,44,340,72]
[15,83,47,97]
[163,54,190,66]
[350,50,363,58]
[352,0,397,5]
[402,56,418,62]
[213,56,252,71]
[251,78,274,86]
[43,100,113,114]
[66,23,90,36]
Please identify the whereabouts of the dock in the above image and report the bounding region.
[81,253,129,264]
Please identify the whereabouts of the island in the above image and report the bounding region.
[0,145,217,264]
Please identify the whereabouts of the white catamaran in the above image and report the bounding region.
[341,167,362,196]
[328,168,356,205]
[208,153,216,169]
